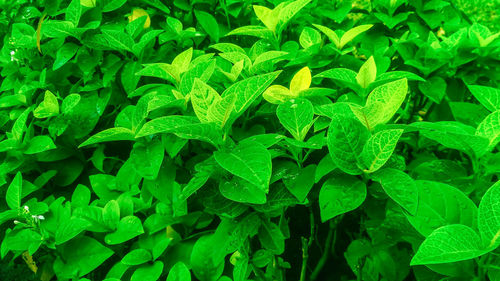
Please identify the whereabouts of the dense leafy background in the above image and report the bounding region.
[0,0,499,280]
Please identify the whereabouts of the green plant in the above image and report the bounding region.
[0,0,499,280]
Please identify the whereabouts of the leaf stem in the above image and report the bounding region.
[310,220,336,281]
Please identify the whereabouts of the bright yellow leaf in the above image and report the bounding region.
[128,8,151,29]
[289,66,311,95]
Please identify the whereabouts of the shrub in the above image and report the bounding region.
[0,0,499,280]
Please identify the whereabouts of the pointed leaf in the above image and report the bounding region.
[411,224,484,265]
[361,129,403,173]
[276,98,314,141]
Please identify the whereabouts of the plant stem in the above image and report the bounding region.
[310,221,336,281]
[299,207,316,281]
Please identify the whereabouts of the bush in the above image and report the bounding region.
[0,0,499,280]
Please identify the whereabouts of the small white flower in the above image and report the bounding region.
[13,220,20,225]
[37,215,45,220]
[10,51,15,62]
[23,206,29,212]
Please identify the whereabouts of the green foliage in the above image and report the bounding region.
[0,0,499,280]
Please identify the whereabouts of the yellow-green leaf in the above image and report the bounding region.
[356,56,377,89]
[289,66,311,95]
[34,90,59,118]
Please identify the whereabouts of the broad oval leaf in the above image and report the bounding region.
[476,110,500,151]
[105,216,144,245]
[319,175,367,222]
[365,78,408,125]
[468,85,500,112]
[276,98,314,141]
[289,67,311,95]
[214,140,272,193]
[406,181,478,237]
[372,168,418,215]
[478,181,500,249]
[327,103,370,175]
[167,262,191,281]
[122,249,152,266]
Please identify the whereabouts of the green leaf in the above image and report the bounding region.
[167,262,191,281]
[364,78,408,125]
[214,140,272,193]
[327,103,370,175]
[130,261,163,281]
[478,181,500,249]
[136,116,222,146]
[207,93,236,128]
[276,0,311,35]
[314,68,359,91]
[223,71,281,114]
[468,85,500,112]
[53,43,78,70]
[103,0,126,12]
[6,172,22,210]
[412,121,489,157]
[253,5,279,32]
[191,79,222,123]
[476,110,500,151]
[356,56,377,89]
[79,127,135,148]
[105,216,144,245]
[313,24,340,47]
[259,220,285,254]
[101,30,135,52]
[191,235,224,281]
[55,217,91,245]
[122,249,152,266]
[130,140,164,180]
[12,107,31,141]
[411,224,484,265]
[24,135,56,154]
[194,10,220,42]
[361,129,403,173]
[276,98,314,141]
[103,200,120,229]
[418,77,447,104]
[299,27,321,48]
[34,90,59,118]
[226,26,275,41]
[339,24,373,49]
[319,175,367,222]
[263,85,295,104]
[372,168,418,215]
[219,177,266,204]
[61,93,81,114]
[54,236,113,278]
[171,48,193,76]
[284,164,316,202]
[180,60,216,97]
[406,181,478,237]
